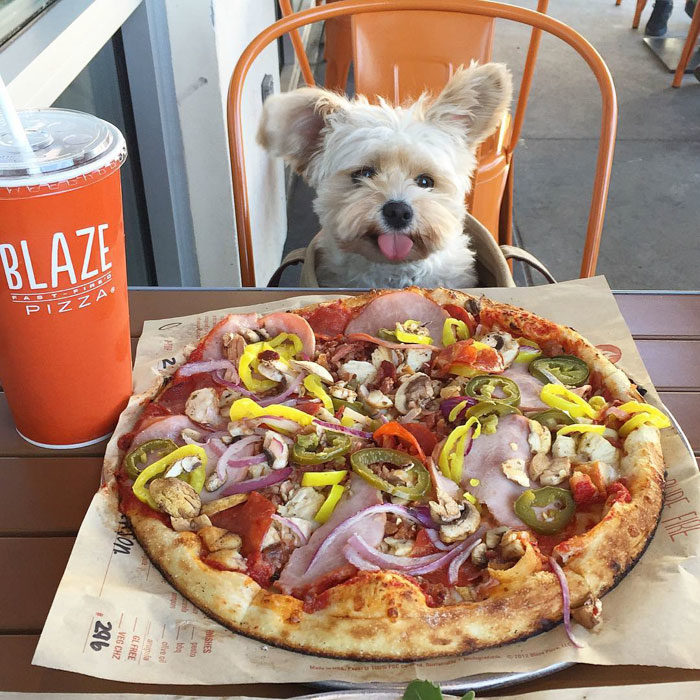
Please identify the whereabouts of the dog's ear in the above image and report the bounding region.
[257,87,347,178]
[425,63,512,146]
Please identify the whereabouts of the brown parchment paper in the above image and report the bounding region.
[33,277,700,685]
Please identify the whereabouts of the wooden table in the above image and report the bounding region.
[1,289,699,697]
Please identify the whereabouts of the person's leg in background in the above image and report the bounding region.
[646,1,674,36]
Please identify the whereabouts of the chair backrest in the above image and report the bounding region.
[352,11,495,103]
[229,0,617,286]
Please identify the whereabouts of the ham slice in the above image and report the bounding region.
[261,312,315,357]
[199,314,260,360]
[344,291,449,345]
[130,414,203,446]
[461,413,531,527]
[276,475,385,596]
[501,362,548,413]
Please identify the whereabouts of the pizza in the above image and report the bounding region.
[116,287,669,660]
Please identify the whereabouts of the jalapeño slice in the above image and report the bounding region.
[514,486,575,534]
[529,355,590,387]
[350,447,430,500]
[124,439,178,481]
[531,408,576,431]
[465,375,521,406]
[291,432,352,465]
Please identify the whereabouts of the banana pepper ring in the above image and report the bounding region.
[303,374,333,412]
[302,470,348,487]
[229,397,314,426]
[540,383,596,419]
[442,318,470,346]
[132,444,207,509]
[438,417,481,481]
[314,484,346,523]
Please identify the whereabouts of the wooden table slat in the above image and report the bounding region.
[635,339,700,391]
[658,392,700,453]
[615,293,700,338]
[0,538,75,632]
[0,458,102,535]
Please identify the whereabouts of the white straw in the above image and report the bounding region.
[0,73,37,166]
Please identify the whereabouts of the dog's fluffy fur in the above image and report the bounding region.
[258,63,512,288]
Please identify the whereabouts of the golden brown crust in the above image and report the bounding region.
[121,287,665,660]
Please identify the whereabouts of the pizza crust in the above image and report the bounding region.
[119,287,665,660]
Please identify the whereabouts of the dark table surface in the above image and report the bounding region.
[1,288,699,697]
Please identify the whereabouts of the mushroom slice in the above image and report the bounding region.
[394,372,434,415]
[479,331,519,367]
[149,477,201,519]
[263,430,289,470]
[289,359,334,384]
[439,502,481,543]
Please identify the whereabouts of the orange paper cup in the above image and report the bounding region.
[0,109,132,448]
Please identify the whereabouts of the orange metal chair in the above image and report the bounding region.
[279,0,353,92]
[229,0,617,287]
[279,1,548,243]
[633,0,700,87]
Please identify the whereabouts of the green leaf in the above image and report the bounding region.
[461,692,476,700]
[402,679,444,700]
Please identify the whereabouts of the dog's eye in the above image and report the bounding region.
[415,174,434,189]
[351,166,376,182]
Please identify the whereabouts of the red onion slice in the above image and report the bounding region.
[347,534,447,571]
[256,415,303,433]
[227,453,267,469]
[345,530,484,577]
[257,373,303,407]
[410,505,437,529]
[271,514,309,544]
[216,436,261,481]
[447,539,482,584]
[221,465,292,496]
[439,396,477,419]
[178,359,237,378]
[343,543,380,571]
[424,527,454,551]
[306,504,431,574]
[212,369,258,397]
[408,528,485,576]
[313,419,373,440]
[549,556,585,649]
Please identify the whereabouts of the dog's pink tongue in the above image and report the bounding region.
[377,234,413,261]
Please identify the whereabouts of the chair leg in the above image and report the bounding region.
[498,163,515,247]
[673,3,700,87]
[616,0,623,6]
[633,0,648,29]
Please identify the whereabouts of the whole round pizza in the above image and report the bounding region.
[116,288,669,660]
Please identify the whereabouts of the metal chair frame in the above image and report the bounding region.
[229,0,617,286]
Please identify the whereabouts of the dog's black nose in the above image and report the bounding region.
[381,200,413,230]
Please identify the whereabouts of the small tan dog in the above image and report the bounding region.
[258,63,512,288]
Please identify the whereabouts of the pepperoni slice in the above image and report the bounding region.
[300,301,353,339]
[210,492,276,558]
[443,303,478,336]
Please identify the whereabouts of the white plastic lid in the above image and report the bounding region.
[0,108,126,187]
